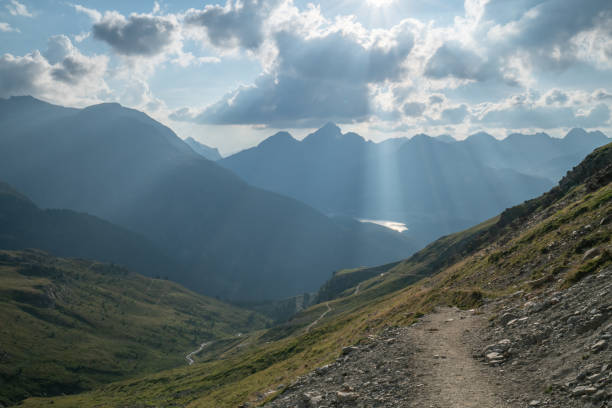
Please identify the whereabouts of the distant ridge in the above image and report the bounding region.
[221,123,609,246]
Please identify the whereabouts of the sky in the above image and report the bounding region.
[1,0,611,155]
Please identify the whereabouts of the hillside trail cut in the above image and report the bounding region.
[265,307,518,407]
[305,302,332,333]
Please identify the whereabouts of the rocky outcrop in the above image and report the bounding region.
[479,266,612,407]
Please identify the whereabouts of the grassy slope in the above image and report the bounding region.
[19,143,612,408]
[0,250,269,406]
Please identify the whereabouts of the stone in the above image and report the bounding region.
[341,346,359,356]
[528,400,541,406]
[500,313,517,325]
[590,340,607,352]
[587,372,603,383]
[497,339,512,350]
[315,365,331,375]
[592,390,608,401]
[572,386,598,396]
[336,391,359,401]
[582,247,602,261]
[302,391,323,405]
[485,351,504,362]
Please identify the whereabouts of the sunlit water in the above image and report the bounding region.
[358,219,408,233]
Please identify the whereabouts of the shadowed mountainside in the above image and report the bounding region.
[0,96,416,301]
[0,182,176,277]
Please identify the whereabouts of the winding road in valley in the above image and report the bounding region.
[185,341,211,365]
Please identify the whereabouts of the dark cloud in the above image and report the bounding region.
[479,103,610,128]
[0,52,47,97]
[176,25,414,126]
[402,102,426,117]
[275,29,413,84]
[484,0,612,68]
[486,0,610,48]
[185,0,280,50]
[545,89,569,105]
[423,1,612,91]
[424,42,498,81]
[44,35,97,85]
[93,13,177,56]
[51,57,92,84]
[179,73,370,128]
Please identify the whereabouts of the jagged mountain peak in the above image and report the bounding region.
[184,137,222,161]
[565,127,609,142]
[258,131,297,148]
[303,122,363,144]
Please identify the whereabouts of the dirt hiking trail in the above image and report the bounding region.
[406,307,515,408]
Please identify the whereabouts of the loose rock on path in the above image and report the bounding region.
[264,307,519,407]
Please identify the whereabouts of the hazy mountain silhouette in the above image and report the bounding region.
[0,181,174,276]
[221,123,608,245]
[0,96,416,300]
[184,137,222,161]
[461,128,610,181]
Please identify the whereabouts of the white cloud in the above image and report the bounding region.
[171,51,221,67]
[72,4,102,22]
[0,35,109,107]
[476,92,611,129]
[5,0,32,17]
[184,0,283,51]
[0,22,19,32]
[74,31,90,43]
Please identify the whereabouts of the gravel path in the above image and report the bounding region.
[406,308,515,408]
[264,307,518,407]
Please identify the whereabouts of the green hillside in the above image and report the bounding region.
[17,143,612,408]
[0,250,269,406]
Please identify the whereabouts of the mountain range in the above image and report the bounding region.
[221,123,609,245]
[0,96,415,301]
[21,138,611,408]
[184,137,222,161]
